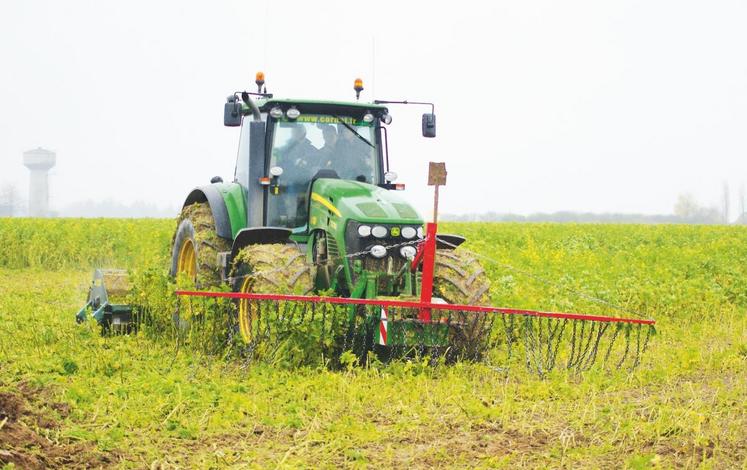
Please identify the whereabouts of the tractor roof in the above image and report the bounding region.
[253,98,388,116]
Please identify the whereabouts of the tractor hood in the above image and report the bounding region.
[310,178,423,224]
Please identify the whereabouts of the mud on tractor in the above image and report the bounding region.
[169,75,489,354]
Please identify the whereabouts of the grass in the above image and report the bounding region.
[0,221,746,468]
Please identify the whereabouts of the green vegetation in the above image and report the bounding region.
[1,220,745,468]
[0,218,171,270]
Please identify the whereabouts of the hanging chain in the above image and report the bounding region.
[227,237,425,284]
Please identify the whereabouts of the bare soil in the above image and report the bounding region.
[0,382,118,469]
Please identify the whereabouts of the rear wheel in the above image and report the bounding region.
[433,248,491,358]
[231,244,313,343]
[433,249,490,305]
[170,202,231,288]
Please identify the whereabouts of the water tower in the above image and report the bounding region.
[23,148,56,217]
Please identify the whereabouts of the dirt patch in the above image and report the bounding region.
[0,382,119,469]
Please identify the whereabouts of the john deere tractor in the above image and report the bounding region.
[169,75,489,345]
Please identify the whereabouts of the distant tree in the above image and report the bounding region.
[674,193,700,219]
[673,193,721,224]
[441,193,729,225]
[722,181,730,223]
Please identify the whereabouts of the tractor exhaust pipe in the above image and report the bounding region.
[241,91,262,121]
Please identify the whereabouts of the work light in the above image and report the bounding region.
[370,245,387,258]
[372,226,388,238]
[401,227,416,239]
[400,245,417,260]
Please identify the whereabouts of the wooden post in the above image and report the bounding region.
[419,162,447,321]
[427,162,447,223]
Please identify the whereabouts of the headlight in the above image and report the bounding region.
[401,227,416,239]
[357,225,372,237]
[286,107,301,119]
[417,227,424,238]
[371,226,387,238]
[362,112,374,123]
[400,245,417,259]
[370,245,387,258]
[269,107,284,119]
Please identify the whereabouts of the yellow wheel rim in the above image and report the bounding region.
[238,277,257,343]
[177,239,197,280]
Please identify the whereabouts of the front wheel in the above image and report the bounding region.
[230,243,313,344]
[170,202,231,288]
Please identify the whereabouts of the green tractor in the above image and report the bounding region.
[169,74,490,346]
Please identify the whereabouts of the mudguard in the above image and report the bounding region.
[183,183,247,240]
[230,227,292,261]
[184,186,232,239]
[436,234,466,250]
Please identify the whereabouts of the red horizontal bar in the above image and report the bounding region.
[175,290,655,326]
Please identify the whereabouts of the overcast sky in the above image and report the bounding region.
[1,0,746,218]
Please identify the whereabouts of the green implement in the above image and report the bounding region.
[75,269,135,334]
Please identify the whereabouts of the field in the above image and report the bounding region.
[1,218,746,468]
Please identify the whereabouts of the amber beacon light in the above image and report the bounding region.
[354,78,364,100]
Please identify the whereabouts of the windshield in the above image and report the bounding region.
[267,114,378,228]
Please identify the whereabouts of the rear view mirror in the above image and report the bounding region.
[422,113,436,138]
[224,96,242,127]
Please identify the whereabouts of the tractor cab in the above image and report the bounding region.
[228,95,393,238]
[199,75,439,297]
[262,103,387,229]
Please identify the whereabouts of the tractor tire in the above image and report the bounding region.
[170,202,231,288]
[231,243,313,344]
[433,249,491,305]
[432,248,492,359]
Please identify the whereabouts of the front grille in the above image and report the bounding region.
[327,235,339,260]
[362,255,407,277]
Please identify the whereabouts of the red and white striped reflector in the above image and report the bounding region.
[379,307,388,345]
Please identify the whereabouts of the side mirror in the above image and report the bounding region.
[422,113,436,138]
[224,96,242,127]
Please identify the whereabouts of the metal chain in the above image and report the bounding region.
[567,320,578,368]
[546,318,568,371]
[227,237,425,284]
[340,237,424,261]
[603,323,622,365]
[501,314,514,360]
[581,322,608,371]
[616,324,632,369]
